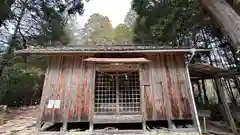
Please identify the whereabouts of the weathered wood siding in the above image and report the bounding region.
[142,53,192,121]
[40,56,94,122]
[40,53,192,123]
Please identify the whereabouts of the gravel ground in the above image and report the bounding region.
[0,106,39,135]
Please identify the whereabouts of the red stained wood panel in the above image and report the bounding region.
[175,54,192,119]
[66,56,92,122]
[164,54,180,118]
[140,63,153,120]
[67,56,85,121]
[148,54,166,120]
[41,56,93,122]
[71,56,83,121]
[159,54,172,121]
[169,54,182,119]
[82,63,95,121]
[42,56,63,122]
[145,53,192,121]
[40,53,192,123]
[53,56,64,122]
[155,54,166,120]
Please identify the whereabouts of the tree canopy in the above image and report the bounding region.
[0,0,85,106]
[69,11,136,45]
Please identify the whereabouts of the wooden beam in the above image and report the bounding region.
[15,48,212,55]
[214,78,238,135]
[185,64,202,133]
[92,115,143,123]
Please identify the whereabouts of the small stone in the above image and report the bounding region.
[185,124,193,128]
[176,125,184,128]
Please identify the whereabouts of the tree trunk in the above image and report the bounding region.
[196,81,203,103]
[213,79,222,104]
[201,79,209,106]
[201,0,240,51]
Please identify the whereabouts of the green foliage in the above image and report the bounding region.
[0,0,14,27]
[83,12,135,45]
[124,9,138,27]
[0,0,86,107]
[132,0,202,45]
[114,24,133,44]
[0,50,46,106]
[40,8,70,46]
[112,9,137,44]
[24,1,71,46]
[84,13,115,45]
[0,62,44,106]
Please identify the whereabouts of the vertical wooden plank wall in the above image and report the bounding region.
[140,64,150,121]
[175,53,192,119]
[39,53,192,123]
[145,53,192,121]
[40,56,94,123]
[41,56,64,122]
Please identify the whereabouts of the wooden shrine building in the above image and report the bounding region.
[15,45,211,135]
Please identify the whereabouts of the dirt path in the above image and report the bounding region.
[0,106,39,135]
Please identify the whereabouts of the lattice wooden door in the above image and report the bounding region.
[94,71,141,115]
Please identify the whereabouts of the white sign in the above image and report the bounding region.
[54,100,61,108]
[47,100,54,108]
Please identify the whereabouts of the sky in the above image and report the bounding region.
[76,0,132,28]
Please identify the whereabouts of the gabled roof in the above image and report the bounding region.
[15,45,212,55]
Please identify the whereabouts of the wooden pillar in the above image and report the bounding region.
[203,117,207,133]
[140,64,148,131]
[185,65,202,134]
[141,85,147,131]
[89,63,96,132]
[215,78,238,135]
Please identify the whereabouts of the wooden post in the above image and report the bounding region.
[185,65,202,134]
[141,85,147,131]
[203,117,207,133]
[198,110,210,133]
[140,64,147,131]
[116,73,120,115]
[89,63,96,133]
[215,78,238,135]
